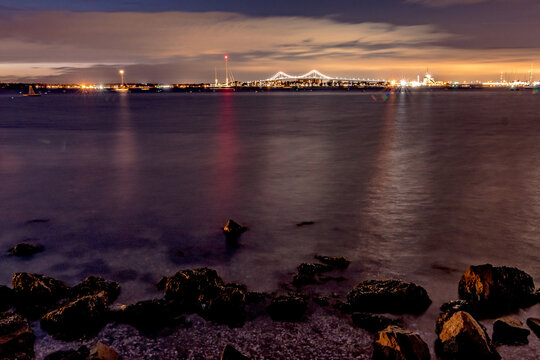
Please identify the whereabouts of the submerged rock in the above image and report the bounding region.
[89,342,123,360]
[223,219,247,240]
[267,294,307,322]
[0,311,35,360]
[527,317,540,338]
[8,243,44,257]
[221,344,250,360]
[293,263,333,287]
[41,292,109,340]
[352,312,402,333]
[44,346,90,360]
[458,264,535,316]
[373,325,430,360]
[435,311,500,360]
[70,276,120,305]
[12,272,69,318]
[0,285,14,311]
[314,255,350,269]
[347,280,431,314]
[492,315,530,345]
[113,298,184,334]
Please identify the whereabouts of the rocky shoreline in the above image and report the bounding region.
[1,220,539,359]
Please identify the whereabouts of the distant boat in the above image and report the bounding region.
[23,86,41,97]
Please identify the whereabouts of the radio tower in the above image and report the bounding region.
[225,55,229,87]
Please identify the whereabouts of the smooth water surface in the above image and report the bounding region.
[1,90,539,355]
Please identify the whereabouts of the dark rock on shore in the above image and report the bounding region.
[245,291,268,304]
[0,311,35,360]
[347,280,431,314]
[435,311,500,360]
[436,300,479,334]
[492,315,530,345]
[333,300,353,314]
[267,294,307,322]
[314,255,350,269]
[0,285,14,311]
[162,268,247,326]
[221,344,250,360]
[113,298,184,334]
[41,292,109,340]
[440,300,477,316]
[71,276,120,305]
[89,342,123,360]
[163,268,224,311]
[206,283,247,327]
[44,346,90,360]
[223,219,247,240]
[12,272,69,318]
[458,264,535,316]
[8,242,44,257]
[352,312,402,333]
[527,317,540,338]
[373,325,430,360]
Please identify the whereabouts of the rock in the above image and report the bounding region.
[492,315,530,345]
[0,285,14,312]
[293,263,333,287]
[221,344,250,360]
[435,311,500,360]
[113,298,184,334]
[89,343,122,360]
[0,311,35,360]
[440,300,477,316]
[267,294,307,322]
[315,255,350,269]
[333,300,353,314]
[245,291,268,304]
[312,295,329,306]
[163,267,224,312]
[436,300,479,335]
[8,243,44,257]
[12,272,69,318]
[162,268,247,326]
[41,292,109,340]
[347,280,431,314]
[373,325,430,360]
[44,346,90,360]
[70,276,120,305]
[223,219,247,240]
[25,218,50,224]
[527,317,540,338]
[206,283,247,327]
[296,221,315,227]
[352,312,402,333]
[458,264,535,316]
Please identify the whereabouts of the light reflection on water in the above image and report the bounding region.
[0,90,539,355]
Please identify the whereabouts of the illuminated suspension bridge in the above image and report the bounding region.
[253,70,387,86]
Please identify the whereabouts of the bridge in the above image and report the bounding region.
[252,70,387,86]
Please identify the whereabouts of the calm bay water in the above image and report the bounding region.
[1,90,539,355]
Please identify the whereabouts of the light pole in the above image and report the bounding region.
[119,69,125,87]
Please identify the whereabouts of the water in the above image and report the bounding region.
[1,90,539,356]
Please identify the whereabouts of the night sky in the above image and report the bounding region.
[0,0,538,83]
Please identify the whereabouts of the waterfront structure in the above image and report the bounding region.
[251,70,388,87]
